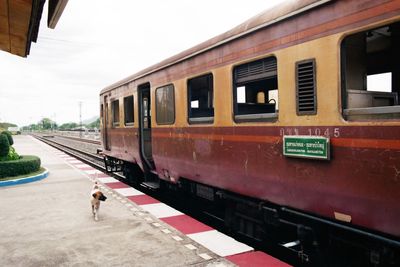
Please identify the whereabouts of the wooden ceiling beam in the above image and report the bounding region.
[0,0,65,57]
[0,0,11,53]
[9,0,32,57]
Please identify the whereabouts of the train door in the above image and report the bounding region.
[103,96,110,150]
[138,83,155,171]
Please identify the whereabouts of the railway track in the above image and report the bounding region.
[32,134,105,170]
[52,134,101,145]
[32,133,295,266]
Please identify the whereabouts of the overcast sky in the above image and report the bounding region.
[0,0,286,127]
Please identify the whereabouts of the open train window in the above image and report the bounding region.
[111,99,120,127]
[341,22,400,120]
[188,73,214,124]
[156,84,175,125]
[233,56,278,122]
[124,95,134,126]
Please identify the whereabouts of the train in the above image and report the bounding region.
[99,0,400,265]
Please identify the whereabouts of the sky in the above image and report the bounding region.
[0,0,286,127]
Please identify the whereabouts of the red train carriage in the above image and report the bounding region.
[100,0,400,265]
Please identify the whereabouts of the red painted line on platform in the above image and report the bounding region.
[77,166,95,171]
[160,214,213,235]
[78,168,288,266]
[127,195,160,205]
[226,251,292,267]
[96,173,112,178]
[104,182,131,189]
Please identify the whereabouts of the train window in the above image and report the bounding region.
[341,21,400,120]
[111,99,120,127]
[100,104,103,128]
[156,84,175,125]
[187,73,214,124]
[124,95,134,126]
[296,59,317,115]
[233,56,278,122]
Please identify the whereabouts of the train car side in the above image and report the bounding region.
[100,0,400,265]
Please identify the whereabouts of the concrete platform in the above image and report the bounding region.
[0,136,291,267]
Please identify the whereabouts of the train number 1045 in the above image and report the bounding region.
[279,127,341,138]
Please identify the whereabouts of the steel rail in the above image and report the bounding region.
[32,134,106,170]
[51,134,101,145]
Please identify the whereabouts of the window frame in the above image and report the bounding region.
[187,73,214,124]
[155,84,175,125]
[123,95,134,126]
[232,55,279,123]
[111,99,120,128]
[340,22,400,121]
[100,104,104,128]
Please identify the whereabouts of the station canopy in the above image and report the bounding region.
[0,0,68,57]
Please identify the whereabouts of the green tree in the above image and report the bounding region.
[0,133,10,157]
[29,124,39,131]
[39,118,57,130]
[59,122,78,130]
[1,131,13,145]
[21,124,38,131]
[87,118,100,129]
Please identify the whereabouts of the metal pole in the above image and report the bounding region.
[79,101,82,138]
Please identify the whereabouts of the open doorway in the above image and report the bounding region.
[138,83,154,170]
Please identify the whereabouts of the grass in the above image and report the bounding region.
[0,167,46,181]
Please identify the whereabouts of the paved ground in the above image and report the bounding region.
[0,136,233,267]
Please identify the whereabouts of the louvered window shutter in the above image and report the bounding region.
[296,59,317,115]
[235,57,277,84]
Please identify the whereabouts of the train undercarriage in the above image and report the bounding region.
[104,156,400,266]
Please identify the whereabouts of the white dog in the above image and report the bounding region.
[91,182,106,221]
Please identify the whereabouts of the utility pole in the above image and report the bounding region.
[53,113,57,132]
[79,101,82,138]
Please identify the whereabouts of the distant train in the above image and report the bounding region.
[100,0,400,265]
